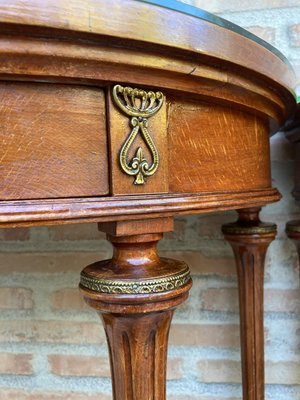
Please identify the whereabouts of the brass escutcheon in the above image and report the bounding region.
[112,85,164,185]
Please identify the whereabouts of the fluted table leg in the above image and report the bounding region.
[222,208,276,400]
[79,224,192,400]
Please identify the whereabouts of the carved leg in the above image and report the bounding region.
[222,208,276,400]
[79,221,192,400]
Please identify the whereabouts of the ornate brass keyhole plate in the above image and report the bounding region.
[112,85,164,185]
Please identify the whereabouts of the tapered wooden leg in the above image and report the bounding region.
[222,208,276,400]
[79,227,192,400]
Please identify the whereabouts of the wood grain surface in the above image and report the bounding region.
[0,0,295,92]
[223,209,277,400]
[168,98,271,192]
[0,82,108,200]
[0,36,291,132]
[0,188,280,227]
[80,232,192,400]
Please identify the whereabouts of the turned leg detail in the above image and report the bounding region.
[222,208,276,400]
[79,231,192,400]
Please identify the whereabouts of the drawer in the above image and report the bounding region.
[0,82,109,200]
[168,98,271,193]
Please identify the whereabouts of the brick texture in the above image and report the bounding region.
[48,354,183,380]
[0,353,33,375]
[0,390,110,400]
[49,224,105,241]
[0,228,29,241]
[288,24,300,48]
[51,288,87,310]
[0,320,105,344]
[49,355,111,378]
[292,61,300,88]
[202,288,300,313]
[198,360,241,383]
[170,397,239,400]
[246,26,276,44]
[0,253,106,274]
[0,287,33,309]
[169,324,240,347]
[161,251,235,276]
[197,360,300,385]
[181,0,300,13]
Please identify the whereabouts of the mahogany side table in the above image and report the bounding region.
[0,1,296,399]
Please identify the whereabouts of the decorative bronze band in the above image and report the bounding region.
[222,223,277,235]
[80,267,191,295]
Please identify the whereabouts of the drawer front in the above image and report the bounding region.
[168,98,271,193]
[0,82,108,200]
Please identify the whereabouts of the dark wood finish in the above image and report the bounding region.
[0,1,296,399]
[0,0,295,222]
[222,208,276,400]
[0,188,281,227]
[98,217,174,236]
[80,229,192,400]
[0,0,294,91]
[168,99,271,192]
[0,36,288,128]
[0,82,108,199]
